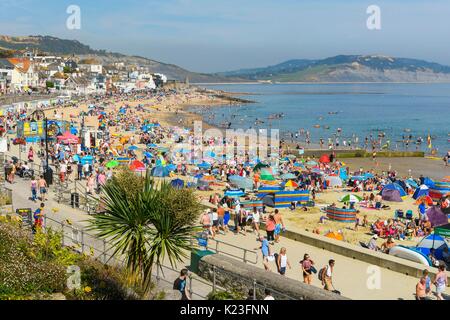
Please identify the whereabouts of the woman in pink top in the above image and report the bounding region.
[265,215,276,243]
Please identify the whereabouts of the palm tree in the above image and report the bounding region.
[88,174,199,296]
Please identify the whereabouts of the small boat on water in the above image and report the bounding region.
[313,124,320,128]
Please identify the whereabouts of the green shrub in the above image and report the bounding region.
[207,290,245,300]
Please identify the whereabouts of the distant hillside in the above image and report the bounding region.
[218,55,450,82]
[0,35,238,83]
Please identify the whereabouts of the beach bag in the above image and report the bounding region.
[318,266,327,281]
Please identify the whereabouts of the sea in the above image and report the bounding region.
[189,83,450,155]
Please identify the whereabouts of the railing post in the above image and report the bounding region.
[253,279,257,300]
[103,239,107,263]
[215,240,219,254]
[189,274,193,298]
[212,266,216,293]
[243,249,247,263]
[80,230,85,253]
[60,221,65,246]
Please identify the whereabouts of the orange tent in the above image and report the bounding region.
[325,231,344,241]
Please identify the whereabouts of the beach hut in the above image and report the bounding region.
[413,185,429,200]
[325,206,357,223]
[381,189,403,202]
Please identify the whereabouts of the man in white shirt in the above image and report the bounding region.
[263,289,274,300]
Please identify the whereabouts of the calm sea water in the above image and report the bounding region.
[191,83,450,154]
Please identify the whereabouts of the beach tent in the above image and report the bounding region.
[421,177,435,188]
[171,178,184,189]
[394,179,408,192]
[406,179,419,189]
[151,166,169,177]
[224,189,245,198]
[325,175,343,188]
[425,206,449,227]
[325,231,344,241]
[253,162,270,172]
[261,194,275,207]
[413,185,430,200]
[415,195,434,206]
[319,154,330,163]
[382,183,407,197]
[429,181,450,201]
[415,234,449,260]
[381,189,403,202]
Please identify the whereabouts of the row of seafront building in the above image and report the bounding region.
[0,49,170,96]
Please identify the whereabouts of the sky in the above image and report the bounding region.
[1,0,450,73]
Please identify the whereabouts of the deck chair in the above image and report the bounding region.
[406,210,413,220]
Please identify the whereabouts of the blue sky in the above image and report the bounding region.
[1,0,450,72]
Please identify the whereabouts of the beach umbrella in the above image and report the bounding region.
[284,180,298,188]
[81,155,94,164]
[363,173,375,179]
[201,175,215,182]
[280,173,296,180]
[197,162,211,169]
[260,168,275,181]
[165,164,177,171]
[319,154,330,163]
[144,152,153,158]
[194,173,204,179]
[130,160,146,172]
[293,162,305,168]
[147,143,158,148]
[339,194,362,203]
[151,166,169,177]
[286,154,296,160]
[106,160,119,168]
[229,176,253,190]
[253,162,270,172]
[306,160,317,166]
[128,145,139,151]
[171,178,184,189]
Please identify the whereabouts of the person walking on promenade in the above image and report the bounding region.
[273,209,285,243]
[30,176,38,202]
[276,247,291,276]
[416,277,427,300]
[173,269,191,300]
[300,253,315,284]
[433,264,448,300]
[38,175,47,201]
[320,259,335,291]
[32,203,45,233]
[265,214,276,244]
[255,235,272,271]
